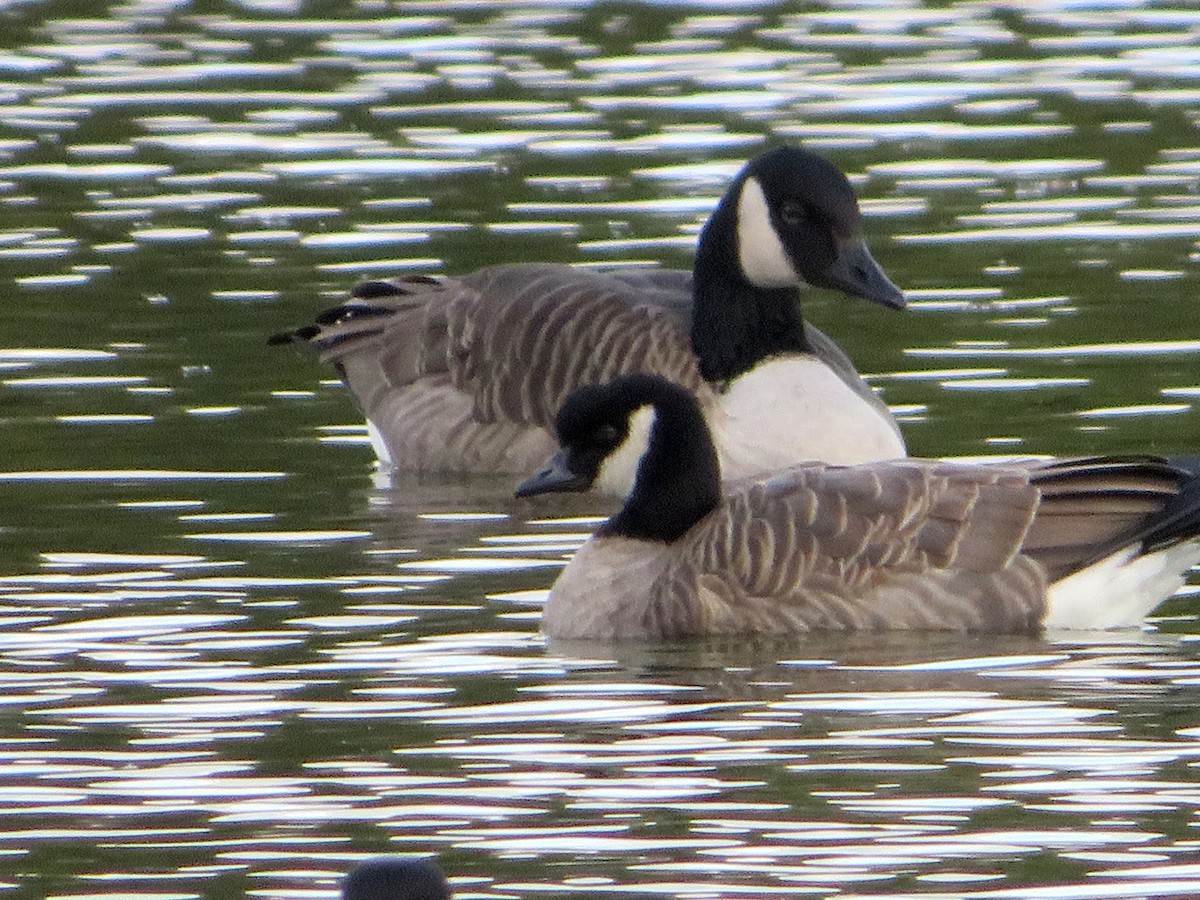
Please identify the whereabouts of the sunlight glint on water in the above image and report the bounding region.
[0,2,1196,898]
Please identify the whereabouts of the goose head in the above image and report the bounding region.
[342,857,452,900]
[517,374,721,542]
[692,146,904,382]
[719,146,903,305]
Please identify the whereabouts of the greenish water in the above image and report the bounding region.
[0,1,1198,898]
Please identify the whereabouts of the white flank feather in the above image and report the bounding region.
[366,419,394,467]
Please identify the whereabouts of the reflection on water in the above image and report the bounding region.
[0,1,1198,898]
[3,502,1200,898]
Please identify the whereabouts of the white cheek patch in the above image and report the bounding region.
[736,176,804,289]
[595,405,655,498]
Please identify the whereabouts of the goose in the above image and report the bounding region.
[515,374,1200,640]
[342,857,451,900]
[271,146,906,494]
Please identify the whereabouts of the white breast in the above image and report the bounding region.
[709,356,905,478]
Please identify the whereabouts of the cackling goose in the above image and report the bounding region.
[516,374,1200,640]
[272,147,906,494]
[342,857,451,900]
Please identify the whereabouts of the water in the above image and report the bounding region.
[0,0,1198,897]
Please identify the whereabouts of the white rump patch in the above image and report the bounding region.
[595,404,655,498]
[1044,539,1200,629]
[737,176,803,288]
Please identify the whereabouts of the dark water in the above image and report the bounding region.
[0,2,1199,898]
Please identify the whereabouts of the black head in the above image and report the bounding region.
[701,145,904,308]
[690,147,903,382]
[342,857,451,900]
[515,378,650,498]
[516,374,721,542]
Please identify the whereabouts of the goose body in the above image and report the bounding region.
[272,147,906,492]
[517,375,1200,640]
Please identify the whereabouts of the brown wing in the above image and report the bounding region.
[445,264,710,426]
[276,263,713,472]
[299,263,710,428]
[644,460,1047,637]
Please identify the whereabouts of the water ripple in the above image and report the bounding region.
[3,2,1200,897]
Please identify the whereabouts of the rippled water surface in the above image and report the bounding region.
[1,1,1199,897]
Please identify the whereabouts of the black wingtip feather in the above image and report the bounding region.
[351,274,441,300]
[268,302,397,347]
[267,325,319,345]
[351,280,406,300]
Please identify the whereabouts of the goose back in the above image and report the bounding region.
[298,263,899,476]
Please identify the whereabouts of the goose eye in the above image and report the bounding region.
[594,423,621,447]
[778,201,807,226]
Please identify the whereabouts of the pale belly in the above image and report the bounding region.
[542,537,668,640]
[709,356,905,478]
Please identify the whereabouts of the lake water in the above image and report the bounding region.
[1,1,1199,897]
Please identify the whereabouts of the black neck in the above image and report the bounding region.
[599,384,721,543]
[690,197,810,383]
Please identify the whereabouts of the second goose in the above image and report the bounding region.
[272,147,906,493]
[516,374,1200,640]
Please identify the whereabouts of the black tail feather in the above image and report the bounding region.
[313,302,395,326]
[351,280,406,300]
[1142,470,1200,553]
[1167,455,1200,477]
[270,276,440,347]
